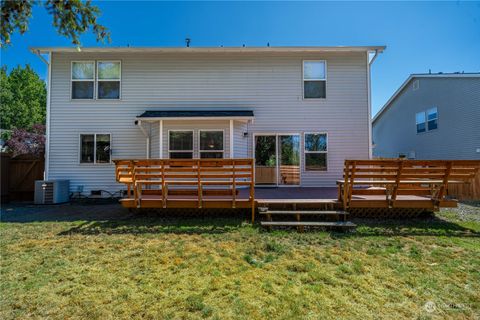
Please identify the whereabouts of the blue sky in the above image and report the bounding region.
[1,1,479,116]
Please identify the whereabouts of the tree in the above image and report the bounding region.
[4,124,45,157]
[0,65,46,130]
[1,0,110,47]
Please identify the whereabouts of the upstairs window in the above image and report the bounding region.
[199,130,224,158]
[416,112,426,133]
[80,134,111,164]
[169,131,193,159]
[303,61,326,99]
[304,133,327,171]
[427,107,438,131]
[72,61,94,99]
[97,61,121,99]
[416,107,438,133]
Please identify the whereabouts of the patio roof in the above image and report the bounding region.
[136,110,254,121]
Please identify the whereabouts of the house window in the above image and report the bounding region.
[416,112,426,133]
[304,133,327,171]
[71,61,94,99]
[199,130,224,158]
[97,61,121,99]
[80,134,111,164]
[169,131,193,159]
[427,107,438,131]
[303,61,326,99]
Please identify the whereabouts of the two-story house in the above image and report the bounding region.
[32,46,385,195]
[373,73,480,160]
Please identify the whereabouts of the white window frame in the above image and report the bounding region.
[79,133,112,165]
[96,60,122,100]
[71,61,95,100]
[303,132,328,172]
[426,107,438,131]
[198,129,225,158]
[302,60,327,100]
[415,111,426,134]
[168,130,194,159]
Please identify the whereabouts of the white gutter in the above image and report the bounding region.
[32,49,51,180]
[136,116,254,122]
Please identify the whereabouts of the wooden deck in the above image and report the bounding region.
[114,159,480,226]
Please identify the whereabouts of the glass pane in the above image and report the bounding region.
[305,134,327,152]
[427,107,437,120]
[72,81,94,99]
[96,134,110,163]
[98,81,120,99]
[169,131,193,151]
[98,62,120,79]
[304,61,325,80]
[169,152,193,159]
[72,62,94,79]
[305,153,327,171]
[279,135,300,185]
[428,119,438,131]
[417,123,426,133]
[200,152,223,159]
[304,81,326,98]
[416,112,426,124]
[80,134,94,163]
[200,131,223,151]
[255,135,277,185]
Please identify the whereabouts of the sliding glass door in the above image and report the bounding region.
[279,135,300,185]
[254,134,300,186]
[254,135,277,185]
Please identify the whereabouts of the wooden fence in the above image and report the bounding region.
[1,153,44,202]
[447,172,480,200]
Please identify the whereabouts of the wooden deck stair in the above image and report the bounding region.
[257,201,356,232]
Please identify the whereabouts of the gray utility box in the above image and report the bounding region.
[34,180,70,204]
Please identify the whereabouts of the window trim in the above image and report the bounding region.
[198,129,225,158]
[303,132,328,172]
[96,60,122,100]
[78,133,112,165]
[168,129,194,159]
[71,61,95,100]
[302,60,327,100]
[415,111,426,134]
[426,107,438,131]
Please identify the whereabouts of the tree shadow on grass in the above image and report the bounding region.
[58,210,255,235]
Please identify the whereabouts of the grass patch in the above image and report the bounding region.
[1,207,479,319]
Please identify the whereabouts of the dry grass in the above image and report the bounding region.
[1,207,479,319]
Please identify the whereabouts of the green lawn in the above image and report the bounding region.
[1,205,479,319]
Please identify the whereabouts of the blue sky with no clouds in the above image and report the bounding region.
[1,1,479,116]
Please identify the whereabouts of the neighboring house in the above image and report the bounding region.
[373,73,480,160]
[31,46,384,195]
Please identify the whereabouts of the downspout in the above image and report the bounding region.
[32,49,51,179]
[136,120,150,158]
[367,49,379,159]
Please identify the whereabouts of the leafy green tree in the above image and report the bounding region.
[0,65,46,130]
[1,0,110,47]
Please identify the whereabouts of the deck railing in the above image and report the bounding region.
[114,158,256,222]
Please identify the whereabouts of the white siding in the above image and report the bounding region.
[48,51,369,193]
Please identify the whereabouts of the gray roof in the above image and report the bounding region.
[137,110,254,119]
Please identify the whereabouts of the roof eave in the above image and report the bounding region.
[30,45,386,54]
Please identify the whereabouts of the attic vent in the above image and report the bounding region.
[413,79,420,91]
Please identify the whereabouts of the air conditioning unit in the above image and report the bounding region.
[34,180,70,204]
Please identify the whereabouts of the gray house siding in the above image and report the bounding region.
[373,77,480,160]
[48,51,370,193]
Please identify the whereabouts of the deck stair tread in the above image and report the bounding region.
[260,210,348,215]
[260,221,356,227]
